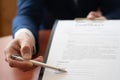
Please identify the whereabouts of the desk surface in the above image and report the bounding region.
[0,30,51,80]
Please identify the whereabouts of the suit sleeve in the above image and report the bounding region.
[104,8,120,19]
[12,0,44,54]
[101,0,120,19]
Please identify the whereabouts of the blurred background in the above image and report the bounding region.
[0,0,16,37]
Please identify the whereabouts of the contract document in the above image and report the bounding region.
[40,20,120,80]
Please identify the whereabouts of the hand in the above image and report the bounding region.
[87,10,106,20]
[4,31,43,71]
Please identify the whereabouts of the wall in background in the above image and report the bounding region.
[0,0,16,37]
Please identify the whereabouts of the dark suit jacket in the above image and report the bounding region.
[12,0,120,53]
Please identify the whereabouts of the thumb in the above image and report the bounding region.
[20,41,32,60]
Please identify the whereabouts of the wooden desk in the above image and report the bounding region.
[0,30,51,80]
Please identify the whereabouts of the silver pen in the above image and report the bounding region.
[11,55,67,72]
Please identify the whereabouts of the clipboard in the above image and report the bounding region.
[38,20,120,80]
[38,20,58,80]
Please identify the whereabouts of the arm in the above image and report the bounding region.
[104,8,120,19]
[87,0,120,20]
[4,0,44,71]
[101,0,120,19]
[12,0,44,54]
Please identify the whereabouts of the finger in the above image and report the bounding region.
[23,56,43,71]
[20,41,33,60]
[4,39,20,62]
[87,11,101,20]
[96,17,106,20]
[28,56,43,68]
[26,56,43,71]
[8,58,33,71]
[90,11,101,17]
[9,56,43,71]
[33,56,43,62]
[87,12,97,20]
